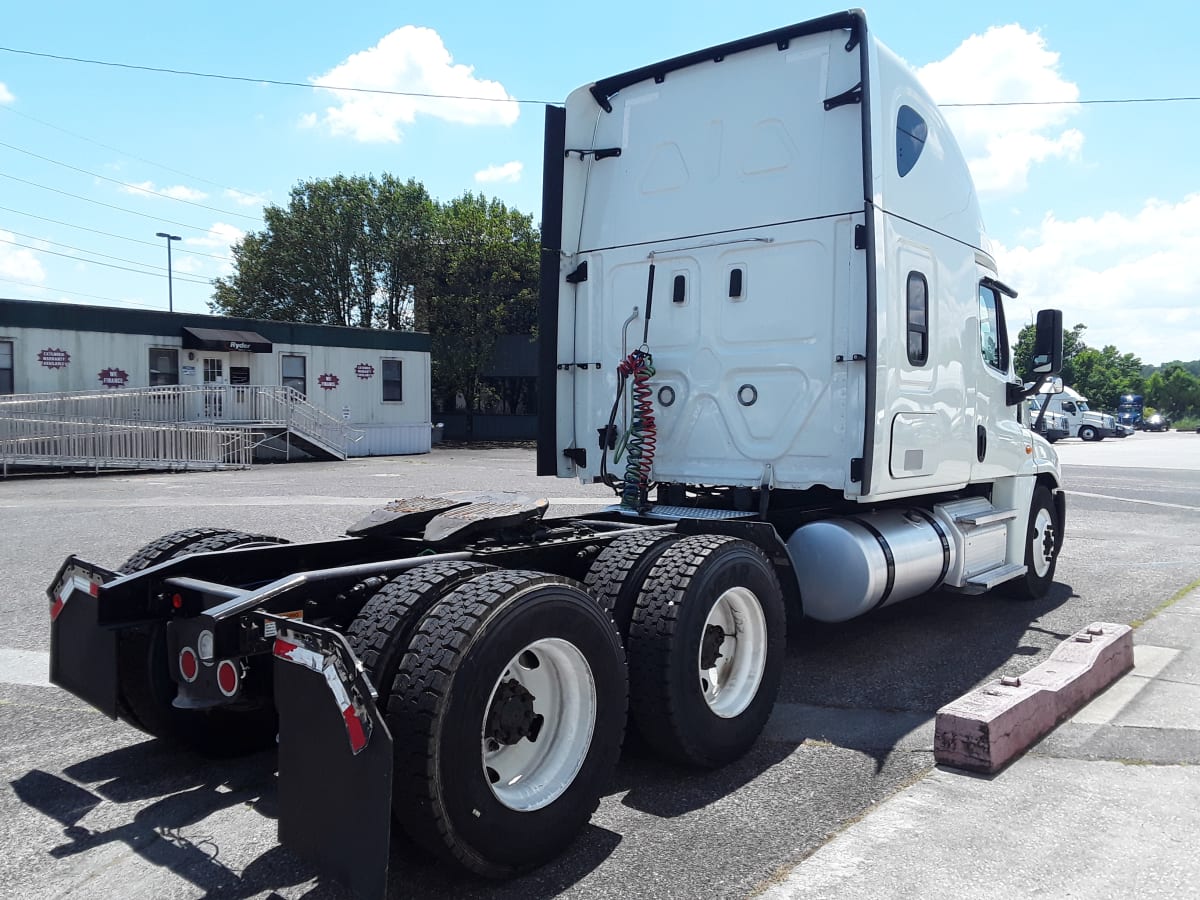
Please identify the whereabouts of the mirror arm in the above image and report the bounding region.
[1007,372,1053,406]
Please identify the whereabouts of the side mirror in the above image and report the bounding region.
[1030,308,1063,376]
[1039,375,1064,395]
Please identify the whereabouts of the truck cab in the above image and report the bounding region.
[1039,386,1119,441]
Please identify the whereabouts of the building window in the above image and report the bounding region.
[282,354,306,397]
[202,357,224,383]
[0,341,13,394]
[148,348,179,386]
[906,272,928,365]
[382,359,403,401]
[978,284,1009,373]
[896,105,927,177]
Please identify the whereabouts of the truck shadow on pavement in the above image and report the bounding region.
[12,581,1076,899]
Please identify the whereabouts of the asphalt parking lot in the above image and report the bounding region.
[2,436,1198,900]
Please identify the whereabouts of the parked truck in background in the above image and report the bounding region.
[46,11,1066,898]
[1117,393,1145,430]
[1037,385,1122,440]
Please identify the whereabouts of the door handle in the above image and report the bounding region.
[976,425,987,462]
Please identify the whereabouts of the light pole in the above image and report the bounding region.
[155,232,181,312]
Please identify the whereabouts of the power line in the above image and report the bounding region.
[0,204,234,261]
[0,172,234,233]
[0,235,212,284]
[0,277,173,309]
[0,104,264,198]
[1,228,223,277]
[0,139,262,221]
[0,45,549,105]
[2,44,1199,109]
[940,96,1200,107]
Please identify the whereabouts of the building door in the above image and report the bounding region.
[202,354,228,418]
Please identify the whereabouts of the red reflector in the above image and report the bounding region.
[179,647,199,682]
[88,581,100,597]
[216,660,239,696]
[272,638,299,659]
[172,593,183,609]
[50,596,65,622]
[343,706,368,754]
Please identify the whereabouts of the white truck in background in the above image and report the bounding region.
[48,11,1068,896]
[1033,385,1123,441]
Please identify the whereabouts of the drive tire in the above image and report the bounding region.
[627,535,785,768]
[386,570,627,878]
[1003,485,1061,601]
[584,530,680,640]
[345,560,494,705]
[116,529,288,755]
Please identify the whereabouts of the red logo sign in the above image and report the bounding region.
[317,373,340,391]
[354,363,375,380]
[38,348,71,369]
[98,367,129,388]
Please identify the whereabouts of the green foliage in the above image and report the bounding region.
[1146,365,1200,420]
[1013,322,1143,410]
[211,177,539,420]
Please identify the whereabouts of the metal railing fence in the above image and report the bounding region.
[0,413,258,473]
[0,384,357,457]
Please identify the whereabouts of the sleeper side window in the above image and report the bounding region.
[906,272,928,366]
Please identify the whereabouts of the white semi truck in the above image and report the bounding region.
[47,11,1065,897]
[1033,385,1122,440]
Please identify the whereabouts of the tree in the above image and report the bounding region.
[211,177,541,422]
[1012,322,1088,384]
[421,193,540,433]
[1069,345,1143,411]
[1146,366,1200,419]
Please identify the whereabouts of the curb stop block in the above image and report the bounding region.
[934,622,1133,773]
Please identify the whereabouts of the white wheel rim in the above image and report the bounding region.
[697,587,768,719]
[1031,507,1056,577]
[481,637,596,812]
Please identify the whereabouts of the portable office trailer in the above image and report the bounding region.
[0,298,432,456]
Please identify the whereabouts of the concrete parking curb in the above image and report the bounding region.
[933,622,1133,772]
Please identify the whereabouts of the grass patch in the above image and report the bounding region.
[1130,575,1200,628]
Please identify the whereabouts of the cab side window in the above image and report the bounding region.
[978,284,1009,373]
[1062,401,1077,414]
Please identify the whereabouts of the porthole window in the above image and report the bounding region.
[896,105,927,177]
[906,271,928,366]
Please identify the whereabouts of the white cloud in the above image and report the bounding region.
[224,188,266,207]
[918,25,1082,194]
[0,82,14,104]
[308,26,519,142]
[184,222,244,276]
[0,230,46,281]
[474,161,523,184]
[298,112,318,129]
[119,180,208,202]
[996,194,1200,364]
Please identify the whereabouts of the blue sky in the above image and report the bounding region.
[2,1,1198,364]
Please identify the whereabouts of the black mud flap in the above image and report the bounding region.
[47,558,119,718]
[266,614,393,900]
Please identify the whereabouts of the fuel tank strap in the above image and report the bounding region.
[850,517,895,610]
[907,508,952,588]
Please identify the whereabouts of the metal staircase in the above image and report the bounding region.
[0,385,358,473]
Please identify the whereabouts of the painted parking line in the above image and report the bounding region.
[1066,490,1200,512]
[0,649,51,688]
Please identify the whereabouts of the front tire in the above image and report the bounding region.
[1079,425,1098,441]
[627,535,785,768]
[1003,485,1061,601]
[386,570,627,877]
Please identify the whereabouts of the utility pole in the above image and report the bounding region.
[155,232,182,312]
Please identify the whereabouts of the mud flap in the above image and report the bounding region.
[48,560,118,718]
[267,615,393,900]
